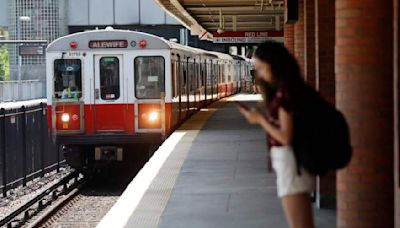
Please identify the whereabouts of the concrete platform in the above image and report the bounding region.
[97,94,336,228]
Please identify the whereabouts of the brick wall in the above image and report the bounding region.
[284,24,295,55]
[294,0,305,76]
[304,0,316,87]
[395,0,400,226]
[336,0,394,227]
[315,0,335,105]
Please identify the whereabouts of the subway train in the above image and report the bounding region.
[46,28,253,169]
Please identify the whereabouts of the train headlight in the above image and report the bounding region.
[61,113,70,122]
[149,112,158,122]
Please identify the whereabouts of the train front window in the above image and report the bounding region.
[54,59,82,100]
[100,57,120,100]
[135,56,165,99]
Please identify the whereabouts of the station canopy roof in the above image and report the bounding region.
[155,0,284,41]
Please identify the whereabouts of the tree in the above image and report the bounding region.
[0,47,10,81]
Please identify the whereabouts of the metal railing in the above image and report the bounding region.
[0,80,46,102]
[0,101,63,197]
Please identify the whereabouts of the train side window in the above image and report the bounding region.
[202,61,206,86]
[213,64,218,84]
[196,62,201,88]
[188,62,195,92]
[54,59,82,100]
[192,63,196,91]
[171,61,176,97]
[181,61,187,94]
[100,57,120,100]
[135,56,165,99]
[200,63,204,87]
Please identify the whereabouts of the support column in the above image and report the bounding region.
[315,0,336,209]
[315,0,335,104]
[284,24,295,55]
[394,0,400,226]
[294,0,305,76]
[304,0,316,87]
[336,1,394,227]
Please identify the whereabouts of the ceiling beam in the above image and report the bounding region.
[155,0,213,40]
[186,6,284,12]
[202,21,274,26]
[180,0,284,7]
[195,16,282,23]
[155,0,285,39]
[194,13,283,17]
[206,26,280,29]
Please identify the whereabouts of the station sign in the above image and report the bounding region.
[89,40,128,49]
[19,45,45,56]
[212,31,284,43]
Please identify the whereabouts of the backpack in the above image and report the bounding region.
[292,86,352,176]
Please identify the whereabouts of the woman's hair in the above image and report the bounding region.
[254,41,306,109]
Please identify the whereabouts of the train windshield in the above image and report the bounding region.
[100,57,120,100]
[54,59,82,99]
[135,56,165,99]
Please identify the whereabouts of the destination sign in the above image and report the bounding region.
[19,45,45,56]
[212,31,284,43]
[88,40,128,49]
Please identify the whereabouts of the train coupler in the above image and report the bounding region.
[94,146,123,161]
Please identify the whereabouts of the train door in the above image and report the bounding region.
[188,59,196,113]
[194,59,198,109]
[186,58,190,114]
[206,60,212,103]
[177,55,182,121]
[213,62,218,100]
[171,59,179,127]
[210,61,213,101]
[196,59,201,109]
[204,60,207,103]
[93,55,127,132]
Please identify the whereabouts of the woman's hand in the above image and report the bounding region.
[237,107,263,124]
[238,105,293,145]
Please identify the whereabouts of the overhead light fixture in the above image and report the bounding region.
[19,16,31,22]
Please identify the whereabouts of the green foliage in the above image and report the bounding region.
[0,47,9,81]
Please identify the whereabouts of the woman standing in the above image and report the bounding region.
[237,41,315,228]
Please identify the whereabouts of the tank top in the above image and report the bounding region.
[266,86,292,149]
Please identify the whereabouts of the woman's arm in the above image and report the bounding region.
[260,107,293,145]
[238,107,293,145]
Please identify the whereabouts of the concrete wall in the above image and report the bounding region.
[0,80,46,102]
[68,0,180,26]
[9,65,46,81]
[0,0,8,28]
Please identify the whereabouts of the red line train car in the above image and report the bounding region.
[46,28,252,170]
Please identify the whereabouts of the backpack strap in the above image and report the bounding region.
[294,149,302,176]
[296,160,302,175]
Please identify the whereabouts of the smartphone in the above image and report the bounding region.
[235,101,250,110]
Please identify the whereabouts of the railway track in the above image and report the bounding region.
[25,175,125,228]
[26,181,85,228]
[31,185,122,228]
[1,149,150,228]
[0,171,84,228]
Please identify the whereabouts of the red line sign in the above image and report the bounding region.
[212,31,284,43]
